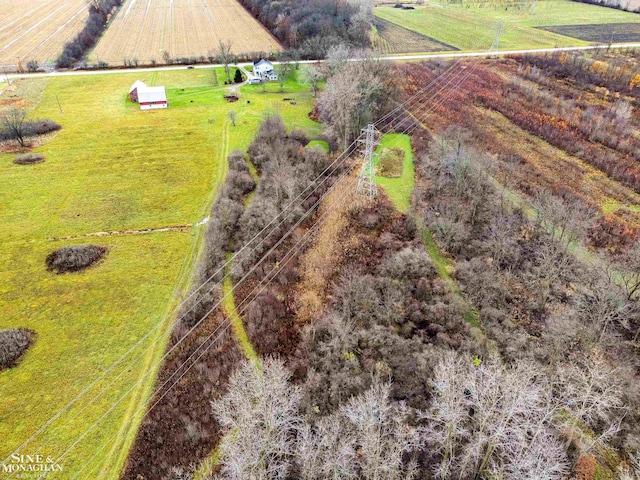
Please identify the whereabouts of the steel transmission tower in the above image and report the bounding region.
[356,123,379,200]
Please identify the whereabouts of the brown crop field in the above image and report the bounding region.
[0,0,88,67]
[91,0,281,65]
[538,23,640,43]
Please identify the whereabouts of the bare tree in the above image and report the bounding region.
[227,110,238,127]
[217,40,235,84]
[318,58,387,149]
[526,239,575,310]
[302,64,324,97]
[618,240,640,302]
[424,354,569,480]
[297,415,357,480]
[277,58,292,93]
[326,44,350,74]
[578,274,636,342]
[422,352,470,479]
[212,358,301,480]
[341,381,423,480]
[556,350,624,451]
[1,108,28,147]
[318,67,361,149]
[533,192,595,252]
[213,358,423,479]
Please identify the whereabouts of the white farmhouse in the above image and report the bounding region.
[253,59,278,81]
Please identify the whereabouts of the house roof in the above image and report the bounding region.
[253,59,272,68]
[138,86,167,103]
[129,80,147,93]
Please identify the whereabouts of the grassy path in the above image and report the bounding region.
[91,123,234,479]
[222,253,259,362]
[374,133,485,334]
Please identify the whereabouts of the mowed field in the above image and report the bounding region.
[375,0,640,52]
[91,0,281,65]
[372,17,458,54]
[0,0,88,66]
[0,69,319,478]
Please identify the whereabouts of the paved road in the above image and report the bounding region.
[2,42,640,81]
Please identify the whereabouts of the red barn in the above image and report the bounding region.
[129,80,146,102]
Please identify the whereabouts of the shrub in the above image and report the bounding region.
[0,329,34,370]
[46,245,108,273]
[26,60,40,72]
[0,118,61,142]
[379,247,437,281]
[233,68,243,84]
[14,153,45,165]
[227,149,249,173]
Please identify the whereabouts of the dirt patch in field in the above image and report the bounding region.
[13,153,45,165]
[537,23,640,43]
[377,147,404,177]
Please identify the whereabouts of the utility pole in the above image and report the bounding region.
[56,95,63,114]
[356,123,378,200]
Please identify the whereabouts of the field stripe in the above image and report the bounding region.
[123,0,139,18]
[0,3,43,34]
[0,0,81,54]
[22,5,87,60]
[143,0,153,20]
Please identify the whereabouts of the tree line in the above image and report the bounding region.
[56,0,123,68]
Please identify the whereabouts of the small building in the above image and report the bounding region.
[253,59,278,81]
[129,81,168,110]
[129,80,147,102]
[139,86,168,110]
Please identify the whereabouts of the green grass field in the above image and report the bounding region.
[375,0,640,52]
[375,133,415,213]
[0,67,320,478]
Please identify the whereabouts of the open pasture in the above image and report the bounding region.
[0,0,88,67]
[0,68,319,478]
[91,0,281,66]
[372,17,458,54]
[375,0,640,52]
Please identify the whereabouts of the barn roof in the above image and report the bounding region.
[138,86,167,103]
[129,80,147,93]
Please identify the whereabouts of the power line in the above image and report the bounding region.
[41,157,361,480]
[72,169,360,480]
[7,24,501,470]
[2,132,363,467]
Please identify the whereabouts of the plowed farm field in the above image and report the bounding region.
[91,0,281,65]
[0,0,88,67]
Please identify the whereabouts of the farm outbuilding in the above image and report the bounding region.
[129,80,147,102]
[138,86,168,110]
[129,81,168,110]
